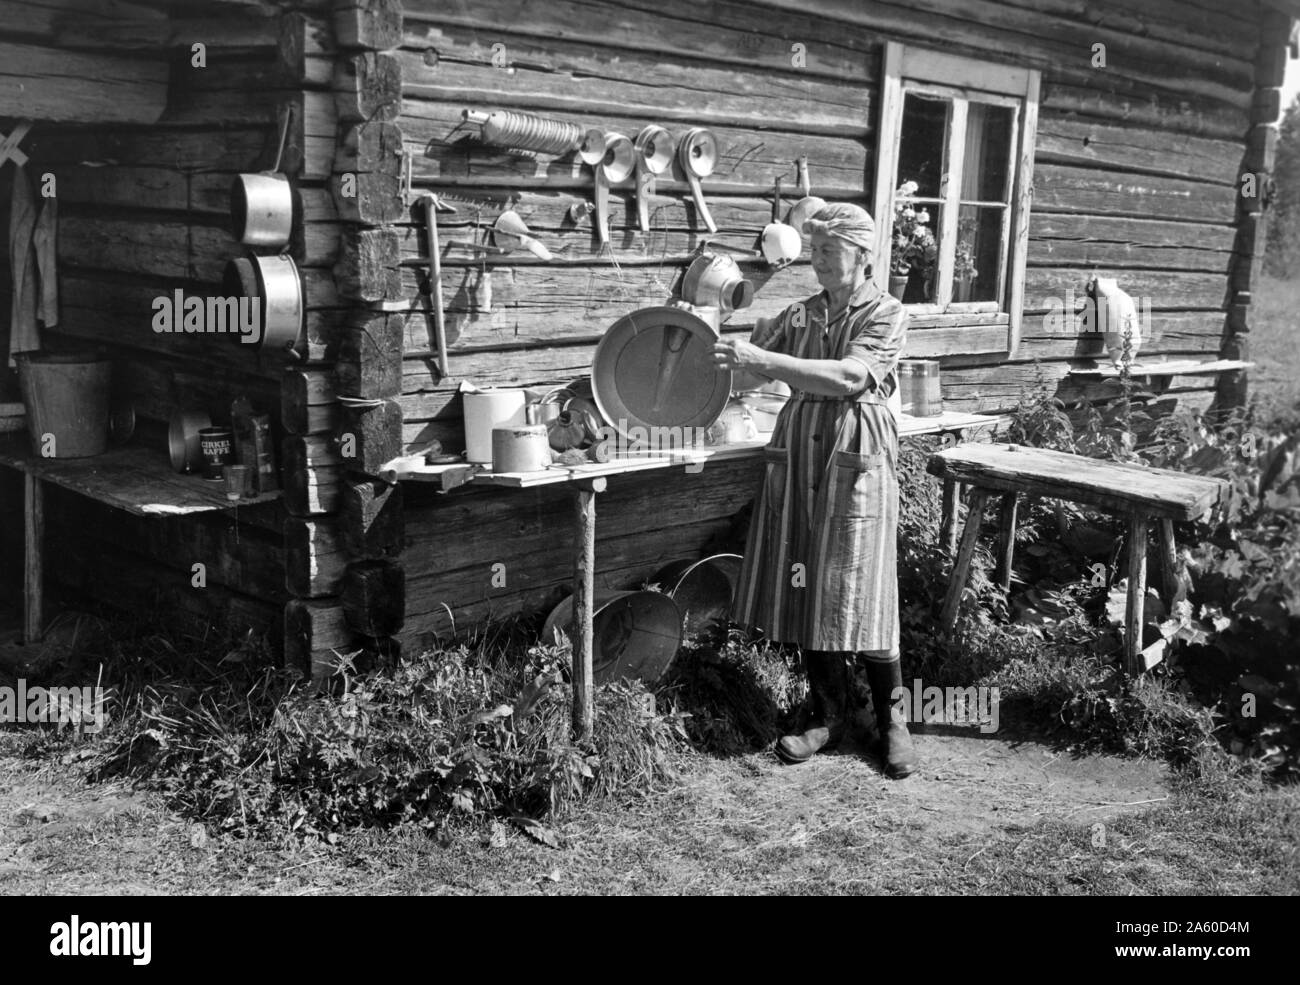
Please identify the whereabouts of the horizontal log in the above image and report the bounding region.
[397,29,872,138]
[340,476,404,560]
[1039,82,1249,142]
[1035,114,1241,186]
[42,486,287,598]
[401,100,870,197]
[1032,164,1240,224]
[0,40,168,124]
[340,398,404,475]
[1029,214,1235,271]
[337,310,406,400]
[279,12,335,86]
[393,260,819,357]
[743,0,1253,106]
[285,517,347,598]
[283,369,340,436]
[332,122,407,224]
[342,560,405,636]
[403,0,880,85]
[333,50,402,124]
[335,0,404,50]
[1023,267,1227,313]
[284,599,352,678]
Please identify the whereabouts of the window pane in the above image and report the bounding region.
[897,92,950,200]
[956,204,1005,303]
[892,203,941,304]
[961,102,1015,204]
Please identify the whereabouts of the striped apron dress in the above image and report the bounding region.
[731,280,908,652]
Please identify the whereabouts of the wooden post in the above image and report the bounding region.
[940,489,989,632]
[24,473,43,643]
[995,492,1018,591]
[1125,515,1150,676]
[1157,518,1180,606]
[940,478,961,556]
[572,476,606,741]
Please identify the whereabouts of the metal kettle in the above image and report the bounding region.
[539,386,603,452]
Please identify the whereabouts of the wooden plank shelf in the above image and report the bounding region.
[0,437,281,517]
[380,411,1011,489]
[1068,358,1253,378]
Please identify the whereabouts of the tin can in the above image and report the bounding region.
[198,426,235,480]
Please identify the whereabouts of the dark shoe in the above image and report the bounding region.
[776,726,839,764]
[776,650,849,765]
[864,656,920,780]
[878,714,919,779]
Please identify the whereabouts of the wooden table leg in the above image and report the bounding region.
[940,489,989,632]
[24,473,44,643]
[1157,518,1180,606]
[995,492,1018,592]
[571,477,606,741]
[940,478,962,557]
[1125,514,1150,676]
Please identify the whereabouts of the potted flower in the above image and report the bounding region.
[890,181,937,300]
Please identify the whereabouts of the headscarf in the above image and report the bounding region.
[801,202,876,253]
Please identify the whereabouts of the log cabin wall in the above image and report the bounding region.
[367,0,1277,654]
[0,0,345,640]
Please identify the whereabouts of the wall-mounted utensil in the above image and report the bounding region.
[168,409,212,474]
[416,191,457,378]
[493,209,553,259]
[677,128,718,234]
[462,108,605,164]
[633,125,672,233]
[681,252,754,313]
[594,132,635,246]
[761,177,801,269]
[786,157,827,240]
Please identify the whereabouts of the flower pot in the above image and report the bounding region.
[888,274,909,300]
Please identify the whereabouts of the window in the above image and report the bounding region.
[872,43,1040,354]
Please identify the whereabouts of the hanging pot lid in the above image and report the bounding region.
[592,304,731,441]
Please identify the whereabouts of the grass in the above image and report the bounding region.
[2,730,1296,895]
[1247,275,1300,423]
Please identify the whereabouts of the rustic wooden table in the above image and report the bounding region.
[386,411,1009,736]
[0,437,279,643]
[926,443,1228,674]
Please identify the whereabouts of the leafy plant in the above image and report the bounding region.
[890,181,938,277]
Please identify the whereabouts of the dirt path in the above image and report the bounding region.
[0,722,1194,896]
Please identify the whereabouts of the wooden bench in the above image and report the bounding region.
[926,444,1228,674]
[0,436,280,643]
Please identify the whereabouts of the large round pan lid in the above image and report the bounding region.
[592,305,732,441]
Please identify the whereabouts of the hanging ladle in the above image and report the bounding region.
[677,128,718,234]
[594,131,636,246]
[634,125,673,233]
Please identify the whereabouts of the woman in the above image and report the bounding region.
[712,203,917,779]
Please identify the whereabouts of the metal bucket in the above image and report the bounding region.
[540,590,682,685]
[15,351,112,458]
[652,554,742,639]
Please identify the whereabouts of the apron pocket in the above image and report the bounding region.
[830,449,886,519]
[762,445,789,513]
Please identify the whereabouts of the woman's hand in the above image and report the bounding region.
[712,337,770,374]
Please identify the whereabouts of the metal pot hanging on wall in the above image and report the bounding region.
[230,104,295,247]
[223,254,304,357]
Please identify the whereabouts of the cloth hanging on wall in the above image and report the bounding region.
[7,164,57,368]
[8,164,39,367]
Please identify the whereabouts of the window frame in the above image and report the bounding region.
[872,42,1040,356]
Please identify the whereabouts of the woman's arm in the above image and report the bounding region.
[713,337,868,397]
